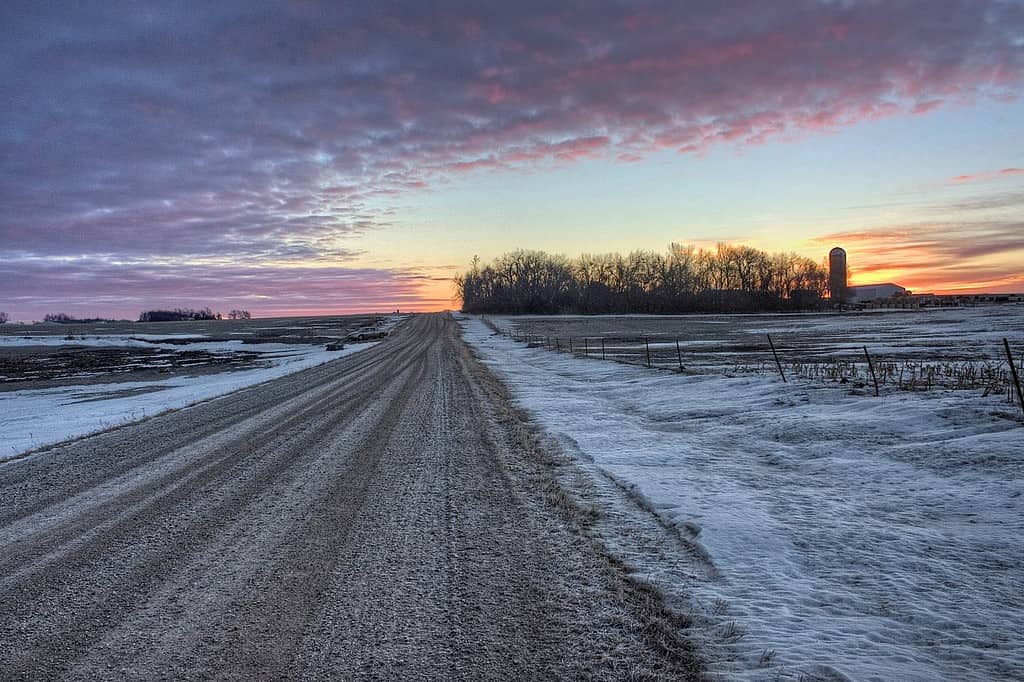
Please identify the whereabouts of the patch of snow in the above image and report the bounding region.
[459,313,1023,681]
[125,333,210,340]
[0,334,207,348]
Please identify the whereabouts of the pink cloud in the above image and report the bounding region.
[950,168,1024,184]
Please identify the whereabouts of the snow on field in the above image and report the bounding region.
[0,333,210,348]
[1,341,376,460]
[459,314,1024,681]
[491,305,1024,364]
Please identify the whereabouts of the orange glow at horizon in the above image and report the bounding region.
[829,246,1024,295]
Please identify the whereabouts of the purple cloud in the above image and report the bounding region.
[1,1,1023,315]
[0,256,454,320]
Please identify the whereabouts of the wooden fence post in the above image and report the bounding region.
[569,337,573,354]
[676,339,684,372]
[584,338,589,357]
[1005,338,1024,419]
[767,334,786,383]
[645,337,652,368]
[601,338,606,361]
[863,346,879,397]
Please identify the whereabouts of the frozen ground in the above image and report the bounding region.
[0,333,209,347]
[460,313,1024,681]
[1,338,379,460]
[491,305,1024,365]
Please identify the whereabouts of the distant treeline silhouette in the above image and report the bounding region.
[38,308,251,323]
[456,244,829,314]
[43,313,123,324]
[138,307,219,322]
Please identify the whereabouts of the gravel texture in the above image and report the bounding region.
[0,313,700,681]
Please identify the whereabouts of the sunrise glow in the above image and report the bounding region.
[2,1,1023,319]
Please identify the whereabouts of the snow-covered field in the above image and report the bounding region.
[0,316,410,460]
[1,341,375,459]
[0,333,210,347]
[459,312,1023,681]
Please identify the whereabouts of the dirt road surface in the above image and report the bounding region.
[0,314,699,680]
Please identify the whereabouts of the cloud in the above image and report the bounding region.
[949,168,1024,184]
[2,1,1023,313]
[0,255,450,320]
[813,218,1024,293]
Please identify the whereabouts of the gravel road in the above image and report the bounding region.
[0,313,700,680]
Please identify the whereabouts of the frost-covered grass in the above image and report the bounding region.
[0,340,378,460]
[460,313,1023,681]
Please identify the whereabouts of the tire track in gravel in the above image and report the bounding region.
[68,341,433,680]
[0,313,702,681]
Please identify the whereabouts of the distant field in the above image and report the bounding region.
[0,314,387,389]
[0,313,386,345]
[490,305,1024,393]
[1,314,406,456]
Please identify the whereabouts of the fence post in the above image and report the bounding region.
[555,338,560,351]
[584,338,589,357]
[767,334,786,383]
[863,346,879,397]
[569,337,573,354]
[645,337,652,368]
[601,338,606,361]
[676,339,684,372]
[1004,338,1024,419]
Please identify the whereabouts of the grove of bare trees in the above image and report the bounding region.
[138,308,219,322]
[456,244,829,314]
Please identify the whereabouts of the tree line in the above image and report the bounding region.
[138,308,219,322]
[30,308,252,323]
[140,308,251,322]
[43,313,123,324]
[455,244,830,314]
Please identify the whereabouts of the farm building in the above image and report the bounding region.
[847,283,907,302]
[828,247,848,302]
[827,246,909,304]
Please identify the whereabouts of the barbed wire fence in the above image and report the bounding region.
[479,316,1024,419]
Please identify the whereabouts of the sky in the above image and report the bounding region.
[2,1,1023,320]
